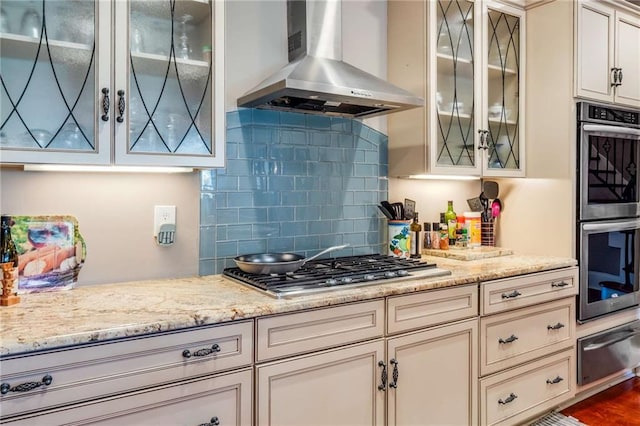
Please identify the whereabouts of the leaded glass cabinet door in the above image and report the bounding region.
[113,0,224,168]
[0,0,111,165]
[430,0,481,175]
[482,2,525,177]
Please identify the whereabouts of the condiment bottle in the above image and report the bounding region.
[439,223,449,250]
[423,223,432,250]
[0,216,18,269]
[431,222,440,249]
[409,213,422,258]
[0,215,20,306]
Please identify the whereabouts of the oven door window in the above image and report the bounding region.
[587,229,638,304]
[587,134,638,205]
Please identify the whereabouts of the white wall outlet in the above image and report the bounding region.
[154,205,176,245]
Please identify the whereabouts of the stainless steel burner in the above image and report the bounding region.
[223,254,452,298]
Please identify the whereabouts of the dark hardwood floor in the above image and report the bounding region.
[561,377,640,425]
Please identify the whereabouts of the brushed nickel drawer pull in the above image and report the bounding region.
[501,290,521,299]
[547,322,565,331]
[546,376,564,384]
[498,392,517,405]
[1,375,53,395]
[551,281,570,288]
[498,334,518,344]
[198,416,220,426]
[182,343,221,358]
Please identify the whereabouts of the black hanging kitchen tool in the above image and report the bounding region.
[381,201,397,219]
[378,204,395,220]
[390,202,405,220]
[404,199,416,220]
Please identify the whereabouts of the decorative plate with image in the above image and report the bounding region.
[9,215,86,293]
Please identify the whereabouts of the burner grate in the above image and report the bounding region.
[223,254,445,297]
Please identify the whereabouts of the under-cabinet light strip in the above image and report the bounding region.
[407,174,480,181]
[23,165,194,173]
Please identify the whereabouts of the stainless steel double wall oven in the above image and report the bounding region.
[576,101,640,385]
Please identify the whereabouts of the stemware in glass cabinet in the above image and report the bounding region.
[486,9,520,171]
[435,0,476,168]
[127,0,213,157]
[0,0,96,153]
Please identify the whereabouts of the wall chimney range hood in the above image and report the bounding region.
[237,0,424,119]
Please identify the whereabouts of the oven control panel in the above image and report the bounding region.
[585,103,639,126]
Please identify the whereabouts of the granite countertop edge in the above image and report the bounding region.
[0,254,578,357]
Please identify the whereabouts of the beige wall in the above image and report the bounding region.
[0,169,200,285]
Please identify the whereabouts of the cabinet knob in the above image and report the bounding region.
[551,281,569,288]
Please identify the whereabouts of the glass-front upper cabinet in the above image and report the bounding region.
[482,2,524,177]
[113,0,224,167]
[428,0,524,177]
[432,0,480,174]
[0,0,111,164]
[0,0,224,168]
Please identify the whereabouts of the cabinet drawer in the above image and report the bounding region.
[4,368,253,425]
[480,349,575,426]
[387,284,478,335]
[256,300,384,362]
[480,298,575,375]
[0,320,253,419]
[481,267,577,315]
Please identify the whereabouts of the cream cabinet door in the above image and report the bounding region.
[576,1,640,108]
[614,10,640,107]
[256,340,385,426]
[575,0,615,103]
[4,369,253,425]
[387,319,478,426]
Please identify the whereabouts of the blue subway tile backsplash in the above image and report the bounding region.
[199,109,388,274]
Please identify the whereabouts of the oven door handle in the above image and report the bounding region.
[583,124,640,138]
[583,328,640,351]
[582,219,640,233]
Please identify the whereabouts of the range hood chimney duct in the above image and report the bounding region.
[237,0,424,119]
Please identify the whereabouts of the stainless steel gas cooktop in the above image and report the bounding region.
[223,254,451,298]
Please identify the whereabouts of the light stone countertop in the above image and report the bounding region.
[0,253,577,357]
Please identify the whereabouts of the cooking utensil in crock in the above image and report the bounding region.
[390,202,405,220]
[233,244,349,275]
[381,201,397,219]
[483,180,499,200]
[404,199,416,220]
[377,204,395,220]
[467,197,484,212]
[491,199,501,218]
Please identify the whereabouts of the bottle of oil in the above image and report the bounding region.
[423,223,432,250]
[409,213,422,258]
[444,201,457,245]
[0,216,18,268]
